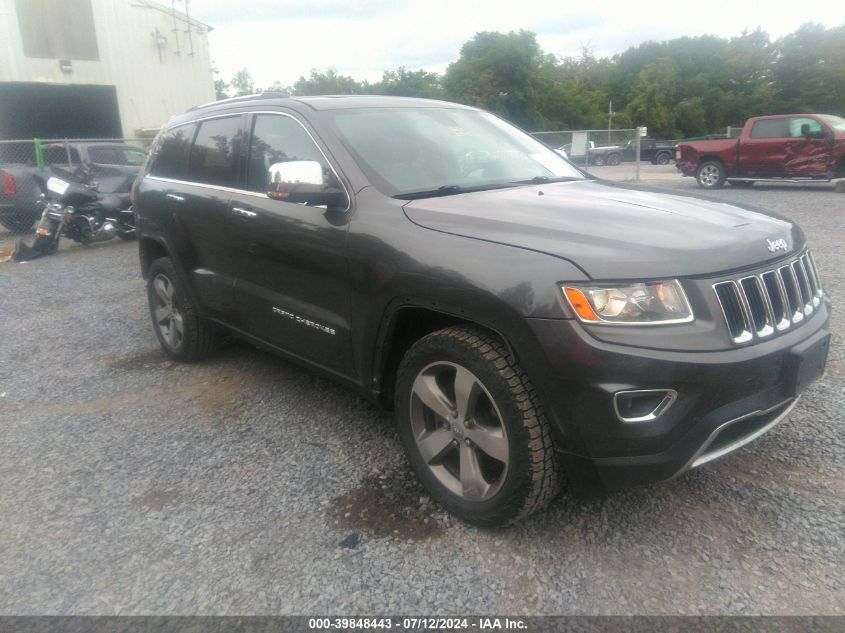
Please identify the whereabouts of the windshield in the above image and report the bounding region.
[818,115,845,132]
[87,145,147,166]
[325,107,583,196]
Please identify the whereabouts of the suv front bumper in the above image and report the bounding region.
[520,298,831,492]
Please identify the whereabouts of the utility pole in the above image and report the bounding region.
[607,101,613,145]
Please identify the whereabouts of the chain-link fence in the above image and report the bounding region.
[0,138,149,236]
[531,128,678,181]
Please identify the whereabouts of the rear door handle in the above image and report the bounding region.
[165,193,185,203]
[232,206,257,218]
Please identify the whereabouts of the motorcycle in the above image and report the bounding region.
[13,166,135,261]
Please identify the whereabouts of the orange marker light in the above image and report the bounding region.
[564,287,599,321]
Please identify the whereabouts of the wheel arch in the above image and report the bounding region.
[372,304,515,410]
[696,155,726,169]
[139,236,169,279]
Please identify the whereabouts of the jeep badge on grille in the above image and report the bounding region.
[767,238,788,253]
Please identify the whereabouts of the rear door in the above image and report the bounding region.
[739,118,791,177]
[144,115,245,319]
[228,111,355,376]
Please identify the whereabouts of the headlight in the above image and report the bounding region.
[562,280,693,325]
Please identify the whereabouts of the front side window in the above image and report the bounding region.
[750,118,790,139]
[187,117,242,187]
[246,114,330,193]
[789,118,825,138]
[149,124,195,180]
[325,107,583,197]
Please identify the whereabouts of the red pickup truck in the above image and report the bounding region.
[676,114,845,189]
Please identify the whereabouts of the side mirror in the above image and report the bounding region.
[267,160,346,209]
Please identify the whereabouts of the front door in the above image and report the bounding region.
[229,111,355,377]
[782,117,833,178]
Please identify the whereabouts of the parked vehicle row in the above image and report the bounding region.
[559,139,675,166]
[0,141,145,233]
[133,95,830,526]
[676,114,845,188]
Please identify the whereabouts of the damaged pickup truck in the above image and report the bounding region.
[676,114,845,189]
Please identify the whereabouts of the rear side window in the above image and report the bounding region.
[187,116,242,187]
[245,114,328,193]
[43,145,81,165]
[149,124,195,179]
[750,119,789,139]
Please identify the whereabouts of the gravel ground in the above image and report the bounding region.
[0,167,843,615]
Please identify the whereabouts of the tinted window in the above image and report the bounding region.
[88,145,147,165]
[750,119,789,139]
[246,114,329,193]
[43,145,81,165]
[187,116,242,187]
[789,118,824,138]
[149,124,195,179]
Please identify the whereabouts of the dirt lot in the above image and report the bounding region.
[0,166,843,614]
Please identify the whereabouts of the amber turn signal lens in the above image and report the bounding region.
[563,287,599,321]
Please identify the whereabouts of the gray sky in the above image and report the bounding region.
[190,0,844,88]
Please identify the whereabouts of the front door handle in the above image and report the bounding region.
[165,193,185,203]
[232,207,257,218]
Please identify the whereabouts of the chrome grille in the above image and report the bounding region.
[713,251,823,344]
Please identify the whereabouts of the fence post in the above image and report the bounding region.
[34,138,44,170]
[635,130,641,182]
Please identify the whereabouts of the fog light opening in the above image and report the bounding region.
[614,389,677,423]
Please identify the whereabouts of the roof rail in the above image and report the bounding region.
[189,91,290,112]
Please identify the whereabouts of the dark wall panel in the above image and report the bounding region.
[0,82,122,139]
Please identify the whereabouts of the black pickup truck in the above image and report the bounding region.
[621,138,676,164]
[0,141,146,233]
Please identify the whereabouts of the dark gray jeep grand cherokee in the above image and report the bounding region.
[135,95,831,526]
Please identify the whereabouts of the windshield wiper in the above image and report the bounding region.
[394,183,517,200]
[511,176,583,185]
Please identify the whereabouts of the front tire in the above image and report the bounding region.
[395,326,560,526]
[696,160,726,189]
[147,257,218,361]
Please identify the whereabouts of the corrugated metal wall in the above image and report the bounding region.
[0,0,215,137]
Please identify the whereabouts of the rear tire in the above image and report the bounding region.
[395,326,561,526]
[607,153,622,166]
[147,256,218,361]
[655,152,672,165]
[696,160,726,189]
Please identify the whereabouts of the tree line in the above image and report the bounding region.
[215,22,845,140]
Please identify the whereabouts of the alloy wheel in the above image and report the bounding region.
[152,273,184,350]
[699,164,721,187]
[409,361,509,502]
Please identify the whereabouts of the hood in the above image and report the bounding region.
[403,180,803,279]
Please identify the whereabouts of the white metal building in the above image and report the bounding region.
[0,0,215,139]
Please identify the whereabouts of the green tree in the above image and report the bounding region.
[291,68,365,96]
[625,58,679,138]
[370,67,443,98]
[443,30,545,128]
[230,68,257,96]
